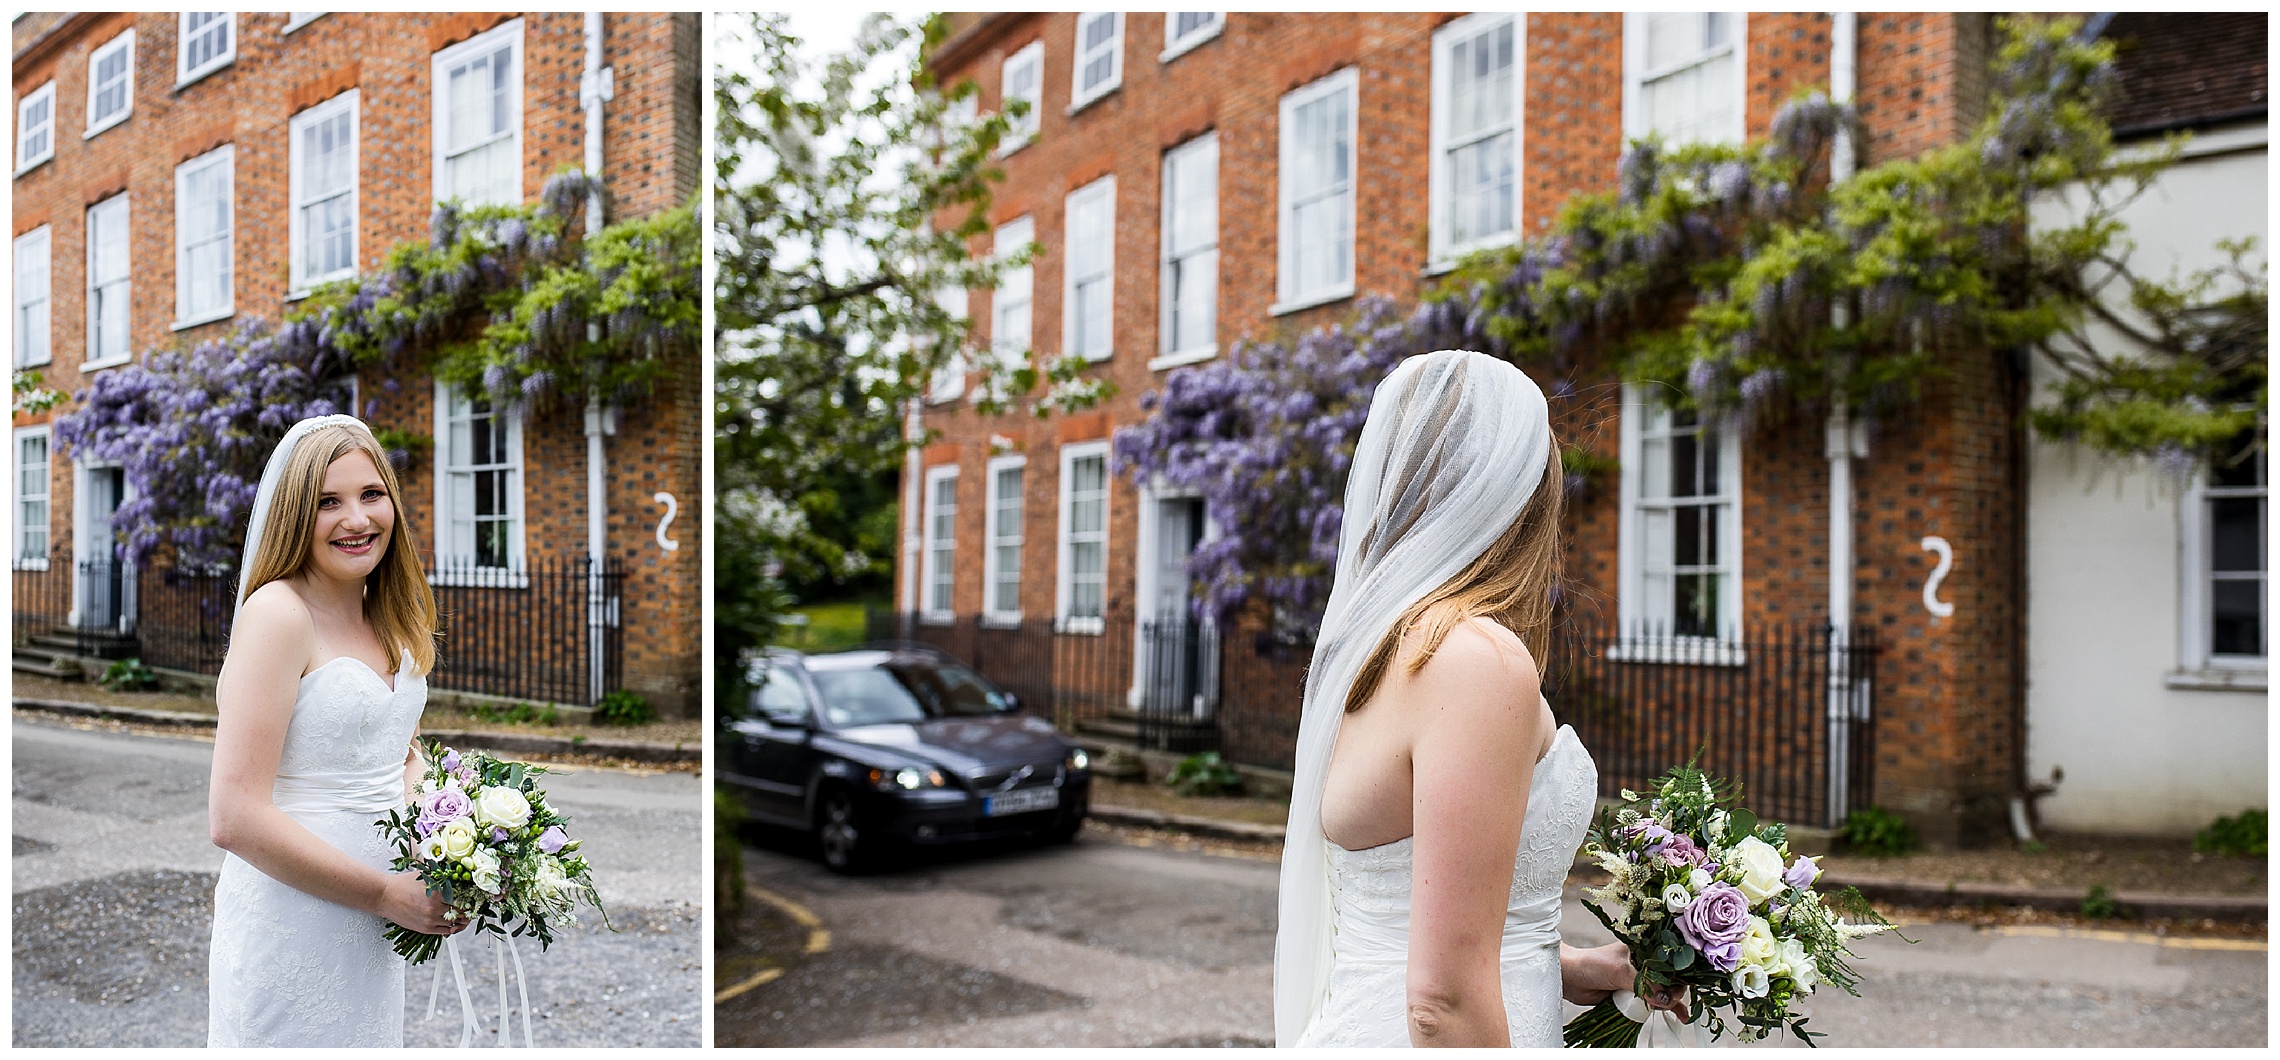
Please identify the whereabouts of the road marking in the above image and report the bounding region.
[1988,923,2267,951]
[713,883,832,1003]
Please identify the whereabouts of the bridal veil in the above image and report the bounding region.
[1272,349,1553,1044]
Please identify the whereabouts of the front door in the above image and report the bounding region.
[1143,498,1212,717]
[78,467,125,631]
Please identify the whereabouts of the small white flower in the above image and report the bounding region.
[471,848,503,895]
[417,833,449,861]
[1661,882,1692,914]
[1732,963,1771,999]
[1689,867,1713,891]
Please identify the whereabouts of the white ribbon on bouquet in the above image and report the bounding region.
[1613,989,1714,1048]
[427,927,536,1048]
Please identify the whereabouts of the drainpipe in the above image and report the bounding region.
[582,12,617,704]
[900,399,924,639]
[1826,12,1866,823]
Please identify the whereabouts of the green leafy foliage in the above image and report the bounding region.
[1164,752,1245,797]
[2080,883,2125,920]
[594,689,656,727]
[1838,806,1919,857]
[465,700,560,727]
[97,657,159,692]
[2193,807,2268,857]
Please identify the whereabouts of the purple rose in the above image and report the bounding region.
[441,749,462,772]
[417,787,473,835]
[1785,855,1821,891]
[538,826,569,855]
[1677,882,1752,971]
[1661,833,1705,867]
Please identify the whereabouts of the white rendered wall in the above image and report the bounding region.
[2024,125,2268,836]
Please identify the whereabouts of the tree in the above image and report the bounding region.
[713,13,1104,691]
[1119,16,2266,639]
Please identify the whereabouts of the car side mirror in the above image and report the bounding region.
[762,708,813,729]
[1000,692,1022,713]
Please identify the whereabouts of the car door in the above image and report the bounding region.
[727,665,818,824]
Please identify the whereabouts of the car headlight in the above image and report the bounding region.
[868,767,946,792]
[1066,747,1090,772]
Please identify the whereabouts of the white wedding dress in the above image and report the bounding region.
[209,650,426,1047]
[1296,724,1598,1047]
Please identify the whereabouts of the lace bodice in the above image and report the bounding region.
[210,650,427,1047]
[1297,724,1598,1047]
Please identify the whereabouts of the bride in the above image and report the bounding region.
[1275,351,1681,1046]
[207,415,466,1046]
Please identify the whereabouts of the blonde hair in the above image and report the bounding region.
[238,425,438,676]
[1344,449,1565,713]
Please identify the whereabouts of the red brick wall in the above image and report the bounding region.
[918,13,2021,839]
[10,12,701,715]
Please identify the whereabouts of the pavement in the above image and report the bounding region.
[719,822,2267,1048]
[12,696,700,765]
[11,714,703,1047]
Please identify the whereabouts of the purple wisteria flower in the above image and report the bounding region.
[1677,882,1752,972]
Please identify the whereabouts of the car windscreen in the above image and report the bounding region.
[891,662,1014,717]
[809,668,929,727]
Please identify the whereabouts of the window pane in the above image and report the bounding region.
[1169,249,1216,351]
[95,47,128,120]
[2211,497,2262,572]
[1675,572,1718,638]
[1449,132,1514,245]
[2210,579,2264,656]
[1175,12,1217,37]
[1674,505,1702,566]
[1449,21,1514,141]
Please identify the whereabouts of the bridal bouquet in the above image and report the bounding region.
[377,737,609,964]
[1565,765,1897,1047]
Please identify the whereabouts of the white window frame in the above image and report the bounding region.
[173,144,234,329]
[14,225,52,369]
[15,81,55,174]
[2174,447,2268,687]
[984,454,1027,626]
[83,194,132,371]
[1062,175,1116,363]
[1070,12,1124,113]
[1616,383,1745,663]
[1057,440,1111,635]
[1273,67,1359,315]
[85,30,135,139]
[1162,13,1224,63]
[430,18,525,208]
[289,89,360,295]
[928,285,969,404]
[14,426,52,570]
[1428,12,1526,270]
[921,465,960,624]
[284,13,327,34]
[1157,133,1218,369]
[1000,40,1043,153]
[431,381,528,585]
[177,12,237,88]
[1622,12,1747,146]
[992,216,1035,368]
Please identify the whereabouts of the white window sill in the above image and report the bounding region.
[2165,667,2267,692]
[981,612,1024,629]
[999,132,1036,159]
[286,271,356,302]
[16,355,53,370]
[1270,285,1355,317]
[1603,640,1748,667]
[80,355,132,372]
[13,154,53,179]
[1056,615,1105,636]
[172,307,235,331]
[1068,81,1121,116]
[918,611,957,628]
[428,569,532,590]
[174,58,235,92]
[1160,25,1223,64]
[84,112,131,140]
[284,15,327,34]
[1149,346,1216,371]
[15,560,50,572]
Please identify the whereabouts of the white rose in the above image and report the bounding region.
[1661,882,1692,914]
[439,817,479,859]
[1731,836,1787,904]
[471,848,503,895]
[417,833,449,861]
[1740,916,1778,966]
[1732,963,1771,999]
[1689,867,1713,891]
[474,786,533,830]
[1782,941,1819,992]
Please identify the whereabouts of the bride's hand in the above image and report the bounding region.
[376,872,467,936]
[1642,981,1691,1021]
[1559,942,1636,1005]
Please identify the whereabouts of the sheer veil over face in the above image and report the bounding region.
[1272,350,1554,1044]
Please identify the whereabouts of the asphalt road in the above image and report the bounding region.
[721,827,2267,1048]
[10,714,703,1048]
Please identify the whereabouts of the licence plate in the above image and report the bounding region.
[984,786,1060,816]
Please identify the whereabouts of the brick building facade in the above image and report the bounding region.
[909,12,2046,844]
[10,12,703,716]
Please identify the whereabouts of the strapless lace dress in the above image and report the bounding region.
[208,651,426,1046]
[1297,724,1598,1047]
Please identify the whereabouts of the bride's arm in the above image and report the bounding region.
[208,587,455,934]
[1405,619,1547,1047]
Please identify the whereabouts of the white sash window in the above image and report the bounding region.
[14,226,50,368]
[1430,13,1523,265]
[290,90,359,291]
[1620,386,1744,647]
[16,81,55,172]
[1158,133,1218,367]
[434,383,526,579]
[1058,442,1110,633]
[985,456,1026,624]
[922,466,959,622]
[1001,41,1043,150]
[15,428,50,569]
[174,145,234,326]
[1163,13,1223,62]
[1063,176,1116,362]
[1276,68,1357,313]
[178,13,236,86]
[1625,12,1744,146]
[2185,445,2268,671]
[85,195,132,369]
[1072,13,1123,110]
[86,31,134,137]
[433,20,523,208]
[992,216,1034,357]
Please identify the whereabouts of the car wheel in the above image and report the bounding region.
[815,788,871,873]
[1043,805,1085,845]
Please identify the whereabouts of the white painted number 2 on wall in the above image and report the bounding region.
[1920,535,1954,618]
[655,491,679,552]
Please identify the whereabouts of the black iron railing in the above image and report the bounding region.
[139,563,235,673]
[1543,619,1878,830]
[865,607,1225,752]
[11,546,73,650]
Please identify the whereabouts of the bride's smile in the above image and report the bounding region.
[309,449,395,580]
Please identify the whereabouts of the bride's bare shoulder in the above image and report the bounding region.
[1398,614,1541,709]
[234,581,315,645]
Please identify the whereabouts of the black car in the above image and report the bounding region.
[719,646,1092,872]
